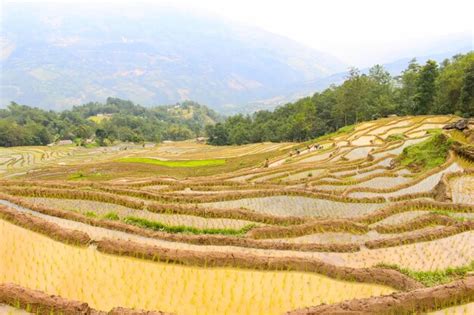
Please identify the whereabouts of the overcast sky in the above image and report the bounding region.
[3,0,474,67]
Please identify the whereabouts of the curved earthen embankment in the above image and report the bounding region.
[1,183,385,207]
[145,202,309,225]
[246,219,368,239]
[0,283,171,315]
[3,194,473,253]
[0,188,311,225]
[388,191,435,202]
[342,152,457,197]
[355,200,474,225]
[433,169,474,202]
[366,221,474,249]
[0,203,422,291]
[0,205,90,246]
[374,213,457,234]
[96,238,423,291]
[0,198,358,252]
[286,276,474,315]
[453,143,474,161]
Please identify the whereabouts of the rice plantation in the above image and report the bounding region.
[1,115,473,314]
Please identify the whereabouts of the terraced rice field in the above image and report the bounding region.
[203,196,386,218]
[429,302,474,314]
[326,231,474,270]
[0,220,394,315]
[22,197,258,230]
[1,115,473,314]
[451,175,474,204]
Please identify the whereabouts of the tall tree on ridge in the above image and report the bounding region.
[414,60,439,114]
[460,62,474,117]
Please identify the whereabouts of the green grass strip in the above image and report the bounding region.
[103,212,120,220]
[430,210,468,222]
[376,261,474,286]
[395,132,452,172]
[123,216,256,236]
[84,211,98,218]
[117,157,226,167]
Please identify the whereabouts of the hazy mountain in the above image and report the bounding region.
[0,3,346,112]
[242,42,472,114]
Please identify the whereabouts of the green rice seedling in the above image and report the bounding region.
[123,216,256,236]
[84,211,97,218]
[386,134,405,142]
[103,212,120,220]
[375,261,474,286]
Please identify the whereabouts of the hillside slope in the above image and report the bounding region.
[0,3,345,112]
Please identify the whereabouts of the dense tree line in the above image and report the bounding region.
[0,98,222,147]
[206,52,474,145]
[1,53,472,148]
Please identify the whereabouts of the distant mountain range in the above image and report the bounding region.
[0,3,471,114]
[0,3,345,113]
[244,45,473,114]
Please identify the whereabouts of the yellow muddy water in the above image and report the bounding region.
[0,220,394,315]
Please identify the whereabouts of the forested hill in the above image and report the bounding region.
[206,52,474,145]
[0,98,222,147]
[1,52,472,148]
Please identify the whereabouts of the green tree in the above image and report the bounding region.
[206,123,229,145]
[368,64,395,117]
[95,129,107,146]
[414,60,439,114]
[460,61,474,117]
[396,58,420,114]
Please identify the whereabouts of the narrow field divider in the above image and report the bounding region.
[96,237,423,291]
[0,283,171,315]
[0,205,90,246]
[286,276,474,315]
[246,219,368,239]
[365,221,474,249]
[0,199,357,252]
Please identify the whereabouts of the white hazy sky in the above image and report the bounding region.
[3,0,474,66]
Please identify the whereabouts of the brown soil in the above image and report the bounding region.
[388,191,434,202]
[246,219,368,239]
[0,284,171,315]
[374,213,457,234]
[0,283,91,315]
[286,276,474,315]
[0,205,91,246]
[366,221,474,249]
[432,172,452,202]
[145,201,309,225]
[356,200,474,225]
[96,238,423,291]
[108,307,170,315]
[453,144,474,160]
